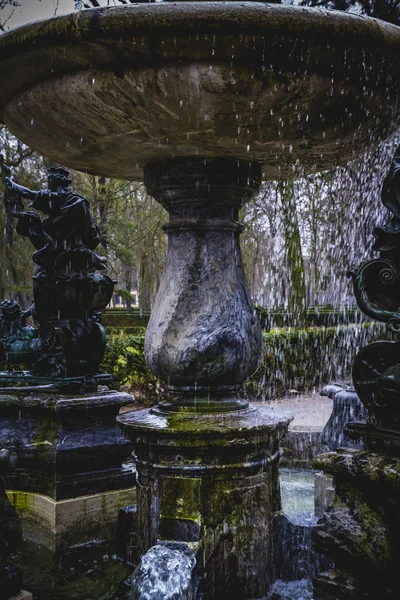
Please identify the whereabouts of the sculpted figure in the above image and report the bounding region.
[5,166,106,273]
[1,165,115,381]
[350,144,400,451]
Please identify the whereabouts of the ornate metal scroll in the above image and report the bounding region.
[348,144,400,452]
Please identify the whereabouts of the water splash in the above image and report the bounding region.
[130,543,196,600]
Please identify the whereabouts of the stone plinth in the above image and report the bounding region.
[118,404,292,600]
[313,448,400,599]
[8,592,32,600]
[7,487,136,552]
[0,389,136,554]
[0,389,135,500]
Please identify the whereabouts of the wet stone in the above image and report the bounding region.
[320,385,367,450]
[313,449,400,599]
[116,505,138,566]
[1,5,400,179]
[0,390,135,500]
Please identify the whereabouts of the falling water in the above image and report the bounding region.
[129,543,196,600]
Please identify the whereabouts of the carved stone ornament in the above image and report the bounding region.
[349,144,400,452]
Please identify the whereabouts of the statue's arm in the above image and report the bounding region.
[5,177,39,201]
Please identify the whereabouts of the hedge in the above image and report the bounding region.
[102,322,386,401]
[102,313,150,328]
[245,322,387,399]
[101,334,161,404]
[104,306,365,334]
[254,305,367,329]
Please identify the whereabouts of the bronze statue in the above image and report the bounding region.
[0,165,115,388]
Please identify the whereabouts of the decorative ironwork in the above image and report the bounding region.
[348,144,400,452]
[0,164,115,390]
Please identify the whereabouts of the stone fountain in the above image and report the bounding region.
[0,2,400,599]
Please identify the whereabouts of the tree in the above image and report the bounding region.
[0,0,19,31]
[300,0,400,26]
[0,126,46,306]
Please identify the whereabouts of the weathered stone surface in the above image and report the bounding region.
[0,477,21,563]
[313,449,400,599]
[320,385,367,450]
[0,471,22,600]
[314,448,400,489]
[314,472,335,519]
[8,592,33,600]
[7,487,136,552]
[118,404,292,600]
[0,4,399,179]
[144,158,262,395]
[282,426,324,466]
[0,564,23,600]
[0,390,135,499]
[274,514,331,582]
[314,485,392,576]
[116,504,138,566]
[314,569,377,600]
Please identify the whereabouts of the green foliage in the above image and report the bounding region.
[102,312,150,327]
[101,334,161,404]
[114,288,134,303]
[247,322,387,399]
[104,326,147,336]
[102,323,386,403]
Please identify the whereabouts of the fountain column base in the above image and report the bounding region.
[313,448,400,600]
[118,404,292,600]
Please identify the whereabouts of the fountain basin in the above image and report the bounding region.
[0,3,400,179]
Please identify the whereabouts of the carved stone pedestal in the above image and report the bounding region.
[0,389,134,500]
[0,389,136,551]
[118,157,292,599]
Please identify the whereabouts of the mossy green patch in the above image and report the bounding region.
[161,476,201,524]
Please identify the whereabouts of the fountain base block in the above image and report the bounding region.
[118,403,292,600]
[313,448,400,600]
[7,487,136,553]
[0,389,135,500]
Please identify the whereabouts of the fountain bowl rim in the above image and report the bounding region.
[1,2,400,179]
[1,1,400,124]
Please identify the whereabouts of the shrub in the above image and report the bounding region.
[101,334,161,404]
[246,322,387,399]
[102,323,386,403]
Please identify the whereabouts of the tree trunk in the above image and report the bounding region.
[139,258,151,313]
[123,265,133,314]
[279,181,306,327]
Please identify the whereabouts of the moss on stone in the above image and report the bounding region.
[161,477,201,523]
[7,490,35,515]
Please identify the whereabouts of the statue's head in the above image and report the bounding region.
[47,166,72,192]
[0,299,21,322]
